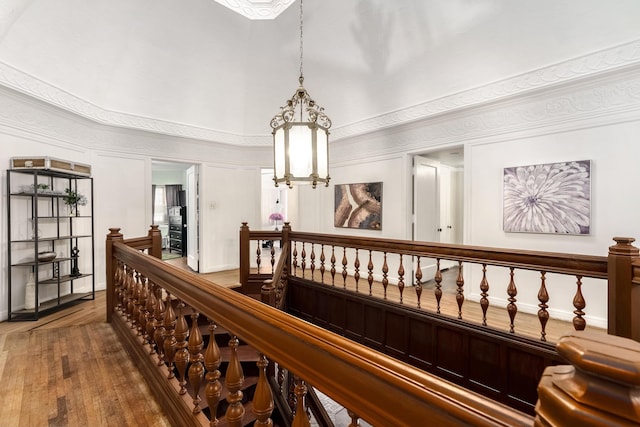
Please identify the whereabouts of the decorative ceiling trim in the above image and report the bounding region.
[0,39,638,147]
[212,0,296,20]
[331,39,640,141]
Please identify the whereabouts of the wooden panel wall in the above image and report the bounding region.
[287,278,562,415]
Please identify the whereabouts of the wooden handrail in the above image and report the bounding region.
[110,239,533,426]
[241,225,640,341]
[287,231,608,279]
[122,224,162,258]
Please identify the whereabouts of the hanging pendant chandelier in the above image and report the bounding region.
[270,0,331,189]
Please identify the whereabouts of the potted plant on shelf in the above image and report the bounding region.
[63,187,87,216]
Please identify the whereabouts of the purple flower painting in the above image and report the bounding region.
[503,160,591,234]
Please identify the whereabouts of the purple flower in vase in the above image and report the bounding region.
[269,212,284,230]
[269,212,284,222]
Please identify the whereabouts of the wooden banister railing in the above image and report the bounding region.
[240,224,640,343]
[108,226,640,426]
[107,227,535,426]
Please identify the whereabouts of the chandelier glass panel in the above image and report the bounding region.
[270,0,331,188]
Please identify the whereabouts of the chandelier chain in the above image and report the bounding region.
[299,0,304,79]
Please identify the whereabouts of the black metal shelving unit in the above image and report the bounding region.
[7,168,95,321]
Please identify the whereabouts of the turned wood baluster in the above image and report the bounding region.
[204,320,222,426]
[131,271,142,331]
[347,410,361,427]
[353,249,360,292]
[367,250,374,296]
[301,243,307,278]
[434,259,443,314]
[256,242,262,273]
[310,244,316,280]
[188,313,205,414]
[145,283,158,354]
[415,257,423,309]
[341,248,348,288]
[225,335,246,426]
[115,261,124,312]
[398,254,405,304]
[287,373,296,412]
[163,291,177,379]
[125,266,135,316]
[125,266,135,322]
[126,266,136,318]
[572,275,586,331]
[479,264,490,326]
[137,275,149,337]
[153,287,167,366]
[506,267,518,333]
[253,354,274,427]
[456,261,465,319]
[277,364,285,395]
[174,301,190,395]
[270,244,276,275]
[382,252,389,299]
[292,242,298,277]
[291,377,310,427]
[319,244,326,284]
[538,271,549,341]
[113,260,121,302]
[330,246,336,286]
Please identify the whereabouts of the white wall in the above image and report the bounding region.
[296,67,640,329]
[298,154,409,238]
[464,122,640,327]
[199,164,261,273]
[0,86,269,320]
[152,169,186,187]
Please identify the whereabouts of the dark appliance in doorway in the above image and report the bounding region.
[168,206,187,256]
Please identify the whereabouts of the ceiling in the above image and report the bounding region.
[1,0,639,146]
[212,0,296,20]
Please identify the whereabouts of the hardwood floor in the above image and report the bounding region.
[0,262,243,427]
[0,292,173,427]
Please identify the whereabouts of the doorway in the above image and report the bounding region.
[151,161,199,271]
[412,146,463,279]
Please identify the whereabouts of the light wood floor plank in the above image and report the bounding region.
[0,305,172,427]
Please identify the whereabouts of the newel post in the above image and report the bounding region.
[261,279,276,306]
[607,237,640,341]
[148,224,162,259]
[106,228,124,322]
[240,222,250,291]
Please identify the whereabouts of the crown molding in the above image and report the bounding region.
[332,69,640,164]
[332,39,640,141]
[0,39,639,147]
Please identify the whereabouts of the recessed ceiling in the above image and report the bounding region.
[213,0,296,20]
[0,1,639,146]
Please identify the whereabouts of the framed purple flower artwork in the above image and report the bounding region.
[503,160,591,234]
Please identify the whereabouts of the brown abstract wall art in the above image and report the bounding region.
[334,182,382,230]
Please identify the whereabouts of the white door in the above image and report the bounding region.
[186,165,199,272]
[414,157,439,243]
[413,156,440,279]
